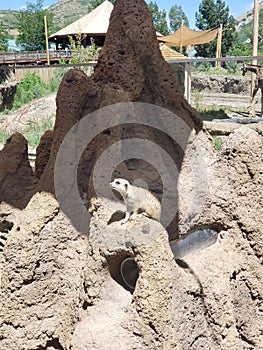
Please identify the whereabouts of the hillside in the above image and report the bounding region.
[0,10,19,36]
[49,0,92,30]
[0,0,93,35]
[236,0,263,30]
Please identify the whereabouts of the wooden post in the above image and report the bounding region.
[216,24,223,68]
[251,0,259,116]
[44,15,51,78]
[180,19,184,54]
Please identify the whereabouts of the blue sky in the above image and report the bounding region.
[1,0,255,28]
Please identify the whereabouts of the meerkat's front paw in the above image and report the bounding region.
[120,211,130,224]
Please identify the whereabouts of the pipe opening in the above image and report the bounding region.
[106,253,139,293]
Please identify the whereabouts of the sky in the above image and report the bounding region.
[0,0,255,28]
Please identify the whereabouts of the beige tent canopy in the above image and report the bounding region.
[159,43,188,60]
[49,0,114,48]
[158,24,218,47]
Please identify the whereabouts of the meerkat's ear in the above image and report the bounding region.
[124,183,128,192]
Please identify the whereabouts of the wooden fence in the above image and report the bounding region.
[14,66,58,83]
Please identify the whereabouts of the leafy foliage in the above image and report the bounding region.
[15,0,54,51]
[0,68,14,84]
[195,0,237,58]
[0,20,9,52]
[68,35,100,62]
[168,5,189,32]
[231,7,263,57]
[192,61,241,75]
[213,137,224,151]
[148,1,169,35]
[48,67,69,92]
[66,34,101,75]
[12,72,48,110]
[2,68,68,113]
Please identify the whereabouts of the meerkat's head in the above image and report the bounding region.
[110,178,130,195]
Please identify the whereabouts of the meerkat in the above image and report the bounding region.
[110,178,161,224]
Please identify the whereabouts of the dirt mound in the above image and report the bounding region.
[35,130,53,179]
[37,0,202,237]
[0,132,37,209]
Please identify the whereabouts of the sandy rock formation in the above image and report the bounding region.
[0,0,262,349]
[1,127,262,348]
[204,120,263,137]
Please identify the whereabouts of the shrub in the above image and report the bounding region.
[48,67,69,92]
[12,72,47,110]
[193,61,212,73]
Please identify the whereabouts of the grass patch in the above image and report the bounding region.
[213,137,225,151]
[23,116,55,148]
[0,129,11,145]
[198,106,230,121]
[0,115,55,148]
[196,104,248,121]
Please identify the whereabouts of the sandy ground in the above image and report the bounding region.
[0,93,56,135]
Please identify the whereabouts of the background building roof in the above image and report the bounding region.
[49,0,114,38]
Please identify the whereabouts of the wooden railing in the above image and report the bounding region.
[0,50,72,65]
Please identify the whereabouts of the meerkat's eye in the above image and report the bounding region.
[115,181,120,185]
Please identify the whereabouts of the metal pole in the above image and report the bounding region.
[251,0,259,115]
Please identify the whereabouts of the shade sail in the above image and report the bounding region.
[158,24,218,47]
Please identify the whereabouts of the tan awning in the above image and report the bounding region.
[158,24,218,47]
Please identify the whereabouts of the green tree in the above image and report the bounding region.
[232,7,263,57]
[15,0,54,51]
[0,20,9,52]
[169,5,189,32]
[148,1,169,35]
[195,0,237,58]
